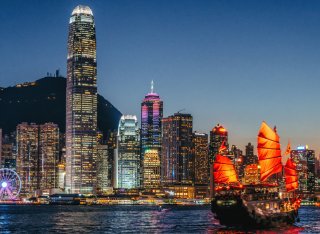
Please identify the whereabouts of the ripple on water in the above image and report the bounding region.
[0,205,318,233]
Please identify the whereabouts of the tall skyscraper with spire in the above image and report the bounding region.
[141,81,163,186]
[65,5,97,194]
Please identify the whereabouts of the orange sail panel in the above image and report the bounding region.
[284,158,298,192]
[257,122,282,182]
[213,154,238,184]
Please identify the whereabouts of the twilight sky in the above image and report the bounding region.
[1,0,320,152]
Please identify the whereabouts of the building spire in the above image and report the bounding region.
[151,80,154,93]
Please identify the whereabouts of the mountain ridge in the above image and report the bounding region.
[0,76,121,139]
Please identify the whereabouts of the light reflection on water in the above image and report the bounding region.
[0,205,318,233]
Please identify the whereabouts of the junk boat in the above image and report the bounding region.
[211,122,301,228]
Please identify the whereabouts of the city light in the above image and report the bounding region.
[2,182,7,188]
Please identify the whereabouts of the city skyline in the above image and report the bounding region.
[1,0,320,152]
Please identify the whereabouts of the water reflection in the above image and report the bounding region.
[0,205,318,233]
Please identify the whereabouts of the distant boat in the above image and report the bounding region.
[211,122,301,228]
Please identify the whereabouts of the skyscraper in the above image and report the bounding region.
[0,129,2,167]
[209,124,228,165]
[143,149,161,189]
[39,123,59,190]
[244,142,257,166]
[96,144,111,194]
[192,132,209,184]
[16,123,60,196]
[116,115,140,189]
[141,81,163,186]
[16,123,39,196]
[161,113,193,184]
[0,131,17,170]
[291,146,316,194]
[65,5,97,194]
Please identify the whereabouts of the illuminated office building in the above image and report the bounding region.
[244,164,260,185]
[291,146,315,194]
[116,115,140,189]
[57,163,66,190]
[244,142,257,166]
[192,132,209,184]
[143,149,161,189]
[97,144,111,194]
[16,123,40,196]
[161,113,193,184]
[39,123,59,190]
[16,123,60,196]
[65,5,98,194]
[0,129,2,166]
[141,81,163,186]
[1,132,16,170]
[209,124,228,165]
[107,131,117,187]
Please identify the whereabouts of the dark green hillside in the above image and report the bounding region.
[0,76,121,139]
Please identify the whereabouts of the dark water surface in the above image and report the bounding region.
[0,205,319,233]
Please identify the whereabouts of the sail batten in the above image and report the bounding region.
[257,122,283,182]
[213,154,238,184]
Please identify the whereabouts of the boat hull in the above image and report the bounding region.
[211,197,298,228]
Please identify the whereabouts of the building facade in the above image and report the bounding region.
[161,113,193,184]
[291,146,316,194]
[65,5,98,194]
[39,123,59,190]
[143,149,161,189]
[16,123,40,196]
[141,81,163,187]
[192,132,209,184]
[96,144,111,194]
[209,124,228,165]
[16,123,60,196]
[1,130,16,170]
[116,115,140,189]
[244,142,257,166]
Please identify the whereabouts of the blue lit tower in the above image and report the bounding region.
[141,81,163,185]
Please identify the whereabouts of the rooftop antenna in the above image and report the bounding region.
[151,80,154,93]
[177,108,186,113]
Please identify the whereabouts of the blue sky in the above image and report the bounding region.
[1,0,320,152]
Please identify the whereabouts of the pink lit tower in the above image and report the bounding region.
[141,81,163,185]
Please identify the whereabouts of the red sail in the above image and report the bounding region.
[284,158,298,192]
[213,154,238,184]
[257,122,282,182]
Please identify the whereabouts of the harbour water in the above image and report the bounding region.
[0,205,319,233]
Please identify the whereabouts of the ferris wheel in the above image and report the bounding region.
[0,168,21,200]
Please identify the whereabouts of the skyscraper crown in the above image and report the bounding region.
[72,5,93,16]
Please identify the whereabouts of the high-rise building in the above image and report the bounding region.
[0,128,2,166]
[1,132,16,170]
[65,5,98,194]
[143,149,161,189]
[209,124,228,166]
[244,142,257,166]
[141,81,163,186]
[291,146,316,194]
[39,123,59,190]
[57,163,65,190]
[244,164,260,185]
[161,113,193,184]
[16,123,40,196]
[192,132,209,184]
[116,115,140,189]
[96,144,110,194]
[107,130,117,188]
[16,123,60,196]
